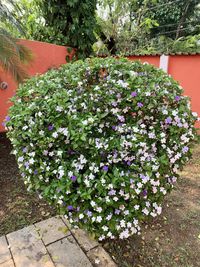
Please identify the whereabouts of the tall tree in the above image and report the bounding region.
[38,0,97,58]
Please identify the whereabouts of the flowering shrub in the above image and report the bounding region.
[6,57,198,240]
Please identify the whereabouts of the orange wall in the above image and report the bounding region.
[168,55,200,128]
[0,39,74,132]
[127,55,160,67]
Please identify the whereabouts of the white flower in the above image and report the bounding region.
[91,201,96,207]
[134,205,140,210]
[82,120,88,125]
[58,169,64,178]
[18,156,24,162]
[57,199,63,205]
[52,132,58,138]
[56,106,63,112]
[142,208,149,215]
[79,214,84,219]
[22,125,28,130]
[102,226,108,231]
[96,216,102,223]
[29,158,35,164]
[68,171,73,177]
[106,214,112,221]
[96,207,102,213]
[57,151,63,156]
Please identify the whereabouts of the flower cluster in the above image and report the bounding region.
[6,57,198,240]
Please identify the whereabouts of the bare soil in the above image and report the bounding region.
[0,133,56,236]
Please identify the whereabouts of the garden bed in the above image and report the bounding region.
[0,133,56,236]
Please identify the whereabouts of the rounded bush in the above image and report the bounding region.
[6,57,197,240]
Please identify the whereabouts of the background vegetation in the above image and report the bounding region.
[1,0,200,58]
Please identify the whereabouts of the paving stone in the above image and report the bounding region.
[47,235,93,267]
[87,246,117,267]
[60,216,71,229]
[0,236,11,264]
[35,216,70,245]
[7,225,55,267]
[6,225,41,250]
[71,228,98,252]
[0,259,15,267]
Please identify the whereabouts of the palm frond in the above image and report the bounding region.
[0,28,33,83]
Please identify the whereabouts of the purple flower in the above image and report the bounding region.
[108,189,116,196]
[126,161,131,166]
[102,165,108,171]
[67,205,73,211]
[112,126,116,130]
[5,116,10,122]
[22,147,27,153]
[2,122,5,127]
[24,162,29,168]
[182,146,189,153]
[48,125,54,131]
[165,117,172,124]
[137,102,143,108]
[115,209,120,215]
[112,102,117,107]
[86,211,92,217]
[131,91,137,97]
[175,96,181,101]
[71,175,77,182]
[142,189,148,196]
[34,170,38,175]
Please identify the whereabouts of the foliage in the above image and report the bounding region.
[0,0,32,83]
[6,57,198,240]
[116,34,200,55]
[96,0,200,54]
[2,0,97,58]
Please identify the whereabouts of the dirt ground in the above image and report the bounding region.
[0,133,56,236]
[0,133,199,267]
[103,145,200,267]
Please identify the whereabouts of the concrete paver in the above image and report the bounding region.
[35,216,70,245]
[0,259,15,267]
[0,236,11,264]
[0,216,117,267]
[47,235,93,267]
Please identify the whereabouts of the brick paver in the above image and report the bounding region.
[0,216,117,267]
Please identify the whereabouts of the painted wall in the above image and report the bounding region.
[168,55,200,128]
[0,39,75,132]
[0,40,199,131]
[127,55,160,67]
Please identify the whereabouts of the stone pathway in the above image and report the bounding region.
[0,216,117,267]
